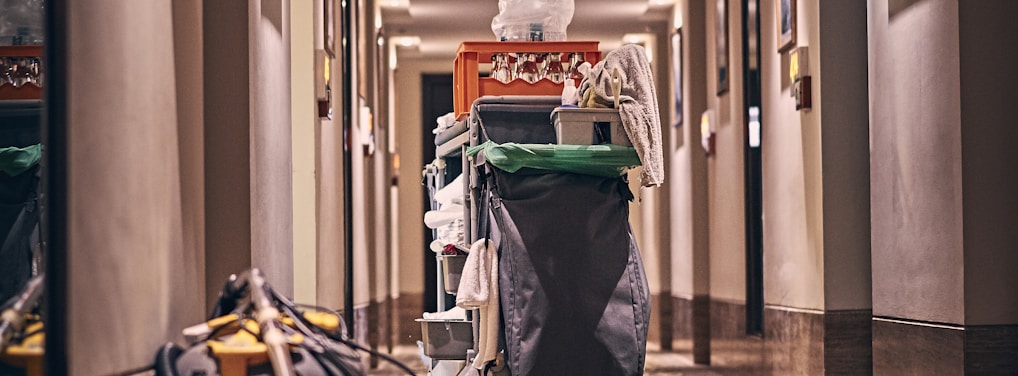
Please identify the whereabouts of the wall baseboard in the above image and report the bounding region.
[873,318,1018,374]
[394,293,424,345]
[672,296,873,374]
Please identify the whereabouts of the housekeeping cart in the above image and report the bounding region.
[420,41,650,376]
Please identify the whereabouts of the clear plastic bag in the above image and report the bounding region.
[0,0,45,45]
[491,0,574,42]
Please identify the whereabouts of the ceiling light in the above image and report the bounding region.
[623,34,645,45]
[649,0,674,6]
[381,0,409,8]
[393,36,420,48]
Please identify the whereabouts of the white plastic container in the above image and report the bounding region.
[551,107,631,146]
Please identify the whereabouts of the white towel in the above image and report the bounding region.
[433,174,465,206]
[421,306,468,320]
[423,203,464,229]
[579,44,664,187]
[455,238,499,370]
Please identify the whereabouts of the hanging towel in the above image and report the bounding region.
[578,44,664,187]
[456,238,499,370]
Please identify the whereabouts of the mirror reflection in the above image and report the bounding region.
[0,0,45,372]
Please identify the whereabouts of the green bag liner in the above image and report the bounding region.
[0,144,42,177]
[466,141,640,178]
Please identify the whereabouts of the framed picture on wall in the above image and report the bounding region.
[671,29,683,127]
[776,0,796,53]
[324,0,336,57]
[715,0,729,96]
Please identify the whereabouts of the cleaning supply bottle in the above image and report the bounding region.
[561,78,578,106]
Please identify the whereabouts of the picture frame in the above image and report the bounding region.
[324,0,336,57]
[776,0,796,53]
[671,29,683,127]
[715,0,729,96]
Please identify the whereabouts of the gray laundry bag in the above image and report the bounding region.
[480,166,650,376]
[468,96,651,375]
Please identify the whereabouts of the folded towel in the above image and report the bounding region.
[456,238,499,370]
[421,306,468,321]
[424,203,464,229]
[579,44,664,187]
[433,173,465,206]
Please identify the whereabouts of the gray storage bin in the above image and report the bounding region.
[440,255,467,295]
[416,319,473,360]
[551,107,631,146]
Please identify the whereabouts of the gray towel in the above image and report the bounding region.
[579,44,664,187]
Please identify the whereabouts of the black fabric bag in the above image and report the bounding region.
[0,165,39,304]
[485,167,650,376]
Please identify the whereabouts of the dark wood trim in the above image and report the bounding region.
[395,293,424,345]
[873,318,964,374]
[692,295,710,364]
[654,293,674,351]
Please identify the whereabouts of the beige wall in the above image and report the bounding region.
[171,0,207,331]
[66,1,189,373]
[869,0,1018,326]
[758,0,825,311]
[249,0,295,296]
[693,0,869,312]
[316,116,346,309]
[959,1,1018,326]
[291,0,318,305]
[670,0,710,299]
[869,0,965,324]
[393,58,452,296]
[706,0,746,303]
[818,1,870,311]
[204,0,294,308]
[316,1,345,312]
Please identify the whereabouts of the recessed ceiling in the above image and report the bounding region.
[382,0,673,59]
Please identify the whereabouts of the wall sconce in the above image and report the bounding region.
[789,46,811,111]
[700,109,715,155]
[315,49,332,119]
[359,103,375,155]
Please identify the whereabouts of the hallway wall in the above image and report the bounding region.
[65,1,190,373]
[668,0,711,363]
[869,0,1018,372]
[394,58,450,299]
[688,0,872,372]
[759,0,823,312]
[392,57,450,342]
[817,0,871,313]
[706,0,746,307]
[869,0,964,326]
[204,0,294,310]
[958,0,1018,326]
[291,0,318,305]
[171,0,208,333]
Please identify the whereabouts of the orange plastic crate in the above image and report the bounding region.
[0,45,43,100]
[453,41,601,119]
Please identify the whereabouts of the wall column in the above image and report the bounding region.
[869,0,1018,373]
[670,0,711,364]
[64,1,189,372]
[204,0,294,309]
